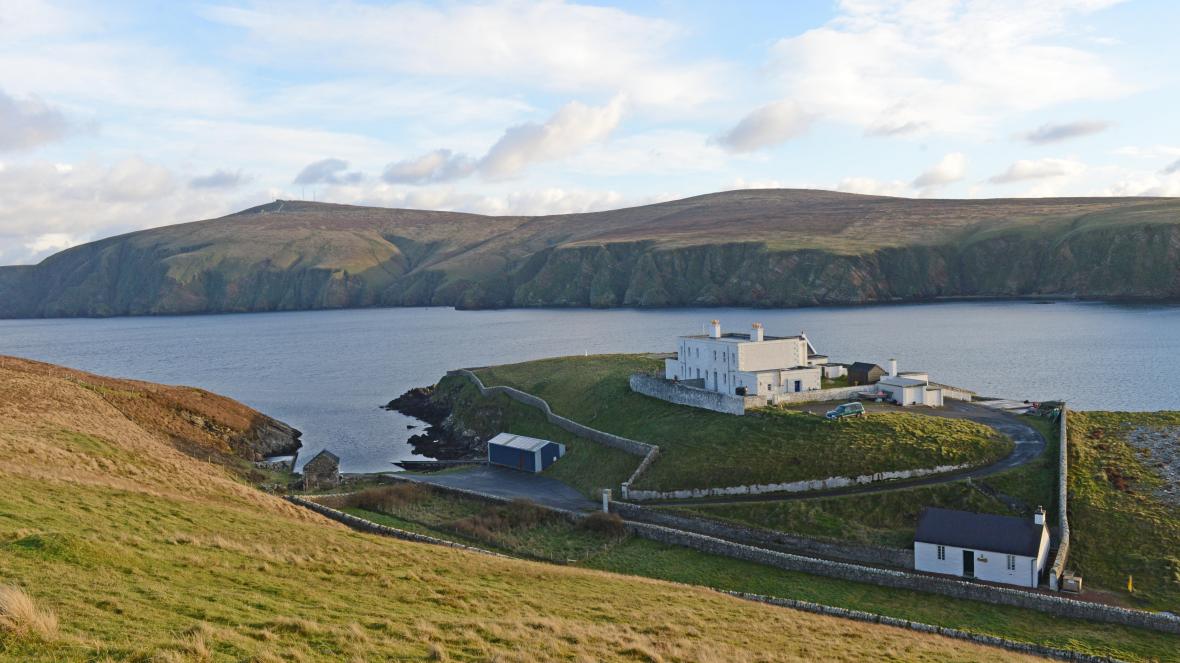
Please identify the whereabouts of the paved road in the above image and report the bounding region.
[652,400,1048,506]
[400,465,596,512]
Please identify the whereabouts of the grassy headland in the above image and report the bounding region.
[5,355,1053,661]
[470,354,1011,491]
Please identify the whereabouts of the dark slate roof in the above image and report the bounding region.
[915,507,1044,557]
[848,362,884,372]
[308,449,339,464]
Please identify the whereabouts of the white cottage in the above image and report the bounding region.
[875,359,944,407]
[914,507,1051,588]
[664,320,823,397]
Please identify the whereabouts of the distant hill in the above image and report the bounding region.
[0,355,1039,660]
[2,189,1179,317]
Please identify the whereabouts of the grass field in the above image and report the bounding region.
[3,355,1055,662]
[1066,411,1180,611]
[326,485,1180,662]
[667,413,1061,549]
[472,355,1012,491]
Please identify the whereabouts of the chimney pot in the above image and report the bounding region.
[751,322,764,342]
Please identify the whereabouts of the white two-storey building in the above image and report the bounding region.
[664,320,824,397]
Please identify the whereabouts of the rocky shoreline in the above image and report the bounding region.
[385,385,486,460]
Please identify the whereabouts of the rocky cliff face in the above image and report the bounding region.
[2,192,1178,316]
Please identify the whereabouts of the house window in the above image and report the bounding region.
[713,350,717,361]
[1006,555,1016,571]
[936,545,946,560]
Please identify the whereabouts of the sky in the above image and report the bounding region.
[2,0,1180,264]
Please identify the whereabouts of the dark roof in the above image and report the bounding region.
[307,449,340,464]
[915,507,1044,557]
[683,332,804,341]
[848,362,884,372]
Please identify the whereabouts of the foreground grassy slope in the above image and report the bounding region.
[3,189,1180,317]
[318,483,1180,662]
[471,355,1010,491]
[0,356,1043,661]
[1066,411,1180,611]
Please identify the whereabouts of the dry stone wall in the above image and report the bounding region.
[1050,407,1071,590]
[622,463,971,501]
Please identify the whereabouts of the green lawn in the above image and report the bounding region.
[668,412,1062,549]
[1066,411,1180,611]
[473,355,1012,492]
[329,484,1180,662]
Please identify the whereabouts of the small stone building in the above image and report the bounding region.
[301,449,340,491]
[847,362,886,386]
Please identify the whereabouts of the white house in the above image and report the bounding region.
[875,359,944,407]
[664,320,823,397]
[914,507,1051,589]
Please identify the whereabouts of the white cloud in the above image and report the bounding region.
[382,150,477,185]
[24,231,77,254]
[739,0,1130,142]
[480,97,626,179]
[715,101,812,152]
[391,96,627,183]
[190,169,249,189]
[0,88,72,151]
[835,177,910,197]
[202,0,724,109]
[1161,159,1180,176]
[989,158,1086,184]
[1020,120,1111,144]
[0,157,262,264]
[913,152,967,190]
[292,158,363,186]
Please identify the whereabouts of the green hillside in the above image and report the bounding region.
[0,355,1051,661]
[2,189,1180,317]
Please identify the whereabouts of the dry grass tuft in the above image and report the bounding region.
[0,585,58,641]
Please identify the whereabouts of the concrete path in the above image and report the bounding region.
[651,401,1048,506]
[400,465,596,512]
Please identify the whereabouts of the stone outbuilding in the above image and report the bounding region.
[847,362,886,386]
[301,449,340,491]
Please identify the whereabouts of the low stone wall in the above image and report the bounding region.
[284,495,505,557]
[769,385,868,405]
[1050,406,1071,590]
[623,462,971,501]
[623,518,1180,635]
[358,471,1180,637]
[628,373,750,415]
[612,501,913,568]
[451,369,656,458]
[727,592,1121,663]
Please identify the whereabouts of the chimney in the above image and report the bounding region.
[889,358,898,377]
[1034,506,1045,526]
[751,322,764,342]
[709,319,721,339]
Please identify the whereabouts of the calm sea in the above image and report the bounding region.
[1,302,1177,472]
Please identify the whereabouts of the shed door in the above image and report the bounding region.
[962,550,975,578]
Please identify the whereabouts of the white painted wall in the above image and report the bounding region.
[914,526,1050,589]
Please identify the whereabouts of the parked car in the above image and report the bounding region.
[825,402,866,420]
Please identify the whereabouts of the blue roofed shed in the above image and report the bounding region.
[487,433,565,473]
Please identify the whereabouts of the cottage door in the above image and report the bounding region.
[962,550,975,578]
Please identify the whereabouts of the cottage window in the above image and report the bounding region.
[936,545,946,560]
[713,350,717,361]
[1006,555,1016,571]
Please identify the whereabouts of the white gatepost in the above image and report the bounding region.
[601,488,612,513]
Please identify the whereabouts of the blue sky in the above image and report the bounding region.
[2,0,1179,264]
